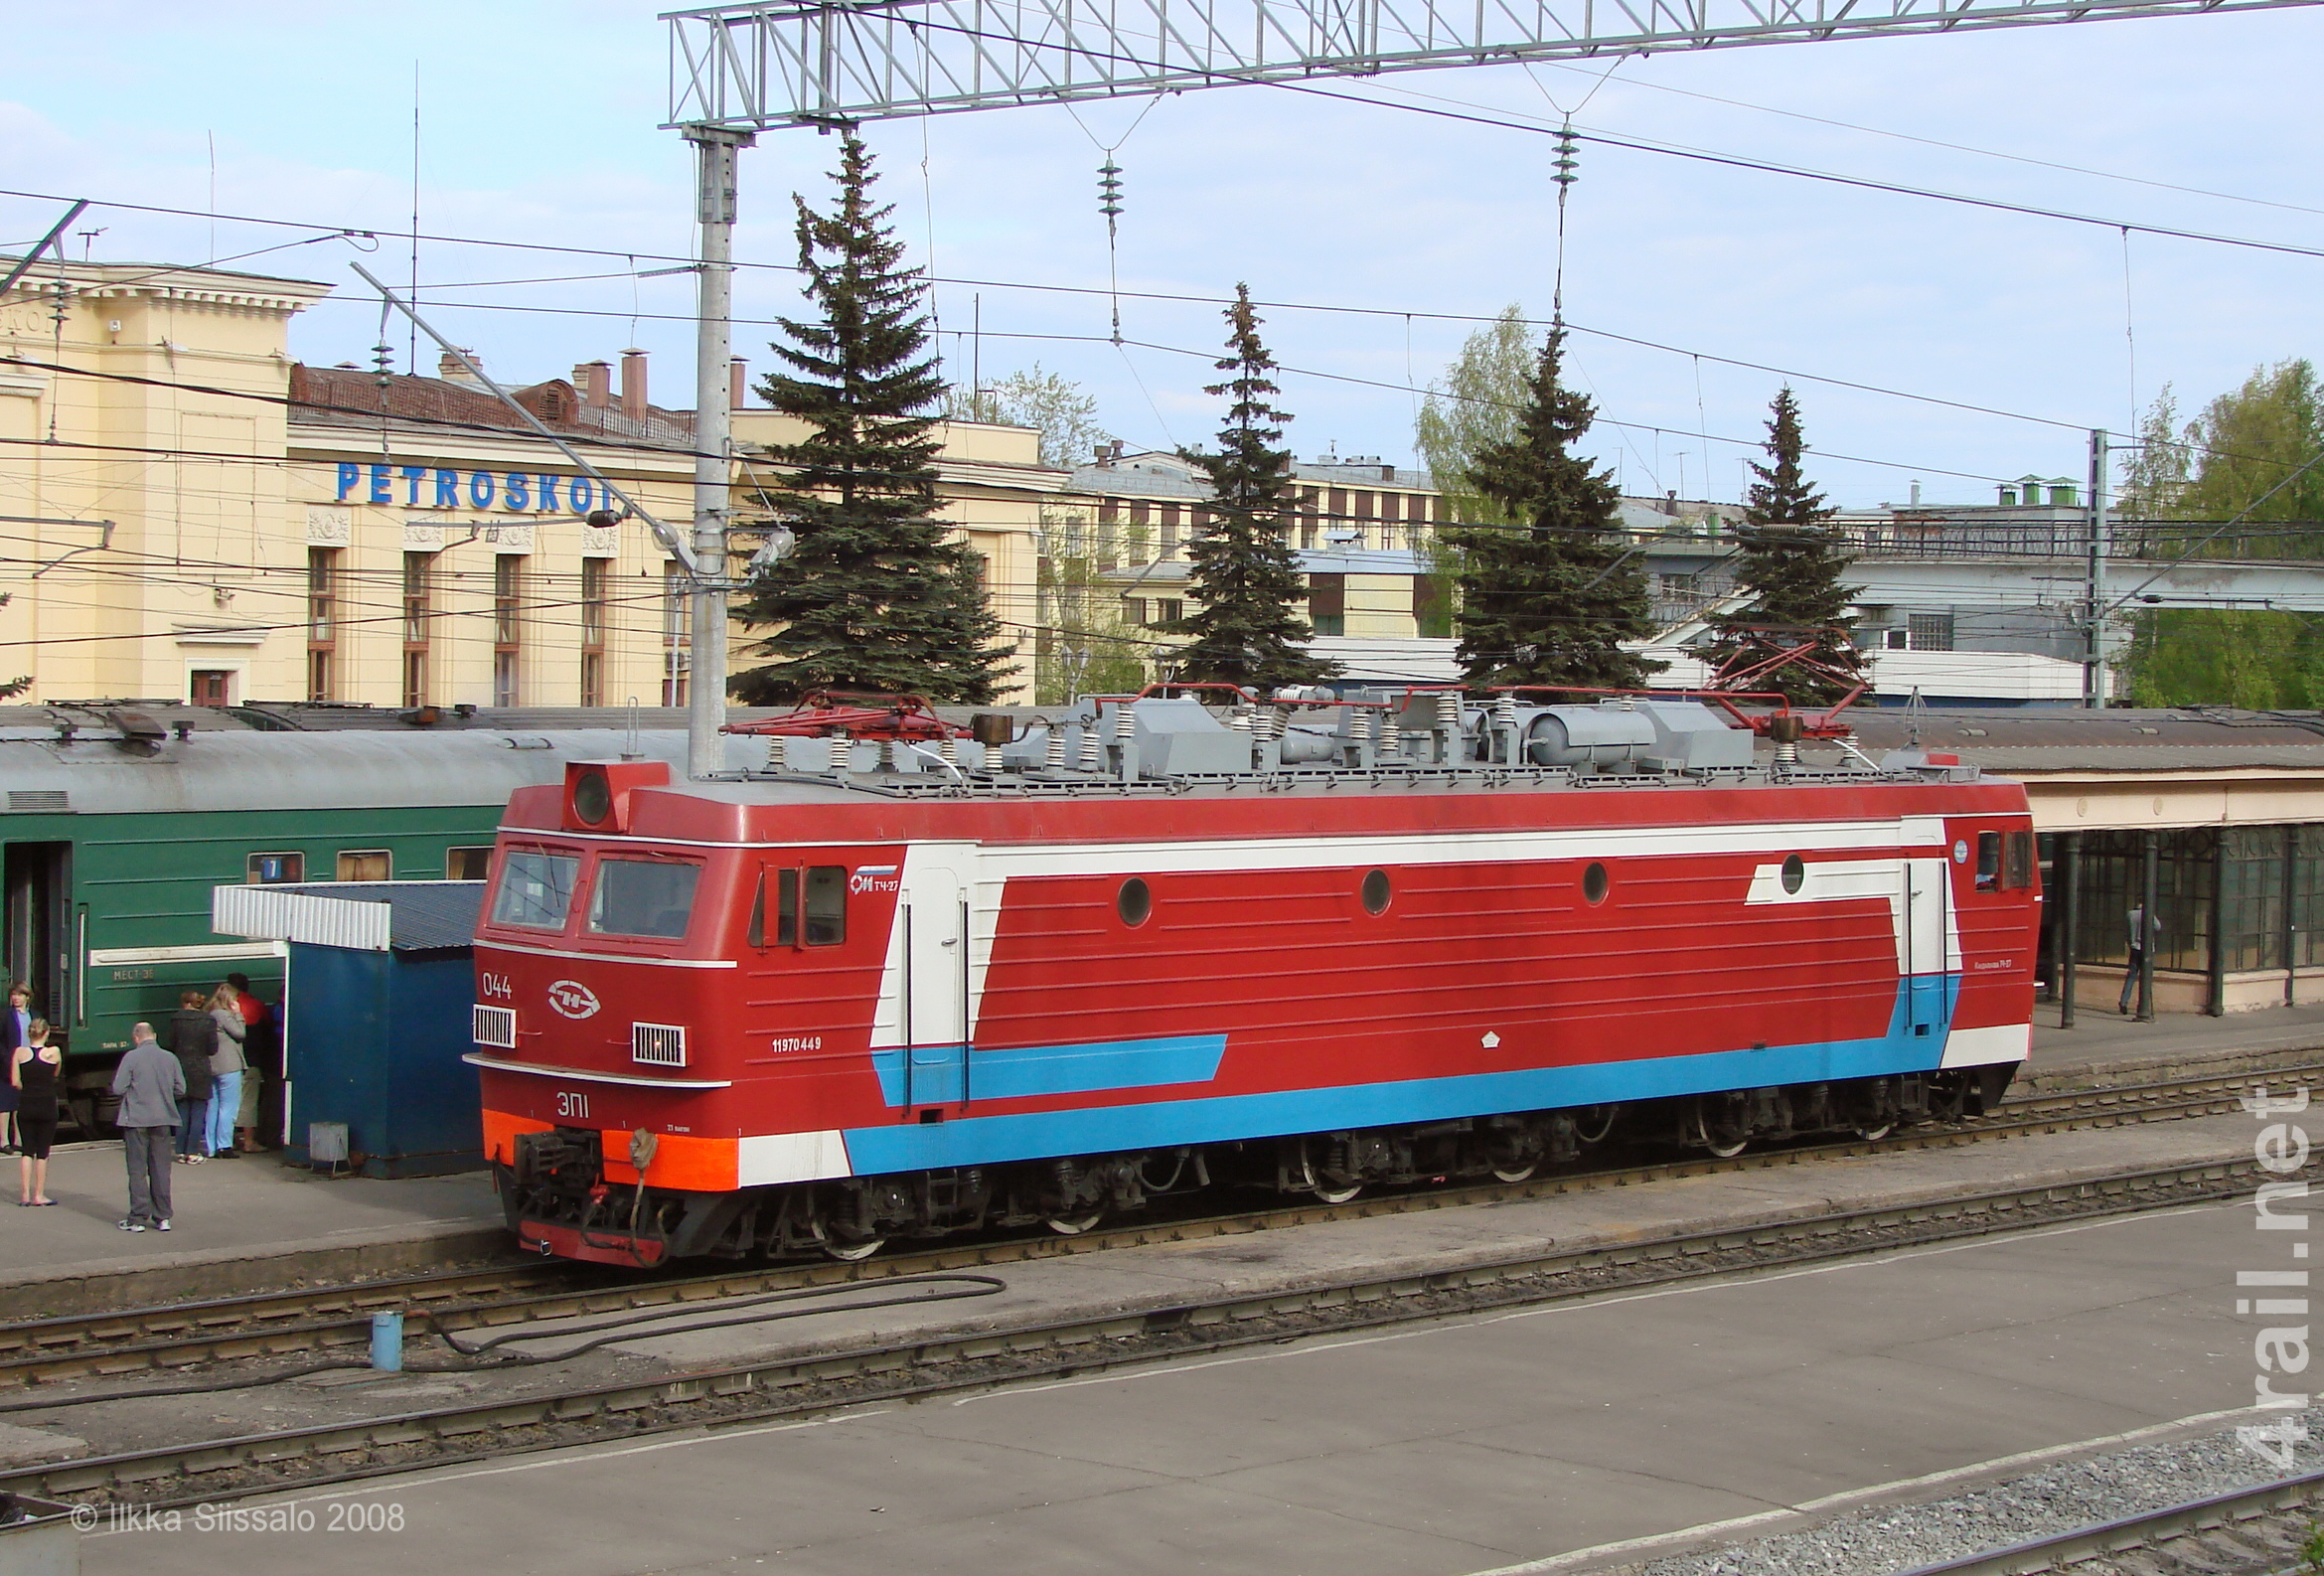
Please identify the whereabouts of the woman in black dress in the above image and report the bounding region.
[13,1019,61,1205]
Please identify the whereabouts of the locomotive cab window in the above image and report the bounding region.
[2003,830,2036,890]
[804,866,847,945]
[1975,832,2002,892]
[587,858,701,940]
[490,851,579,930]
[758,867,843,947]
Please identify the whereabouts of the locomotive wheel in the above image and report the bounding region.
[822,1232,886,1262]
[1044,1207,1107,1235]
[1854,1121,1896,1143]
[1490,1162,1539,1183]
[1700,1133,1749,1159]
[1573,1105,1620,1145]
[1311,1180,1362,1204]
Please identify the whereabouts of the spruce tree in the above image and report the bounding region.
[1703,388,1865,706]
[731,134,1012,705]
[1165,285,1336,691]
[1446,329,1661,689]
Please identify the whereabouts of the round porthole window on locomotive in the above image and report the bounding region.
[1782,854,1805,894]
[571,767,613,826]
[1361,868,1392,914]
[1117,876,1153,927]
[1582,862,1610,905]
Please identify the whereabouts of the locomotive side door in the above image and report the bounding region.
[896,845,977,1109]
[1902,856,1951,1041]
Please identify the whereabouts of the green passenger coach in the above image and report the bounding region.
[0,713,717,1134]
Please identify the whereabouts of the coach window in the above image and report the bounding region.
[587,858,702,940]
[337,850,391,882]
[246,852,304,885]
[490,851,579,930]
[1975,832,2002,892]
[446,847,493,880]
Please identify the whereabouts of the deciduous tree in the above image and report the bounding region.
[947,365,1113,471]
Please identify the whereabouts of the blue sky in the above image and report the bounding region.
[5,0,2320,506]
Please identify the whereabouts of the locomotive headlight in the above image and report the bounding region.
[571,767,613,827]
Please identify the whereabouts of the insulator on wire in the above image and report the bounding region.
[1098,160,1124,221]
[372,339,395,389]
[1552,125,1580,189]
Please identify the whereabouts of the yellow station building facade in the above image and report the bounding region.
[0,258,1060,710]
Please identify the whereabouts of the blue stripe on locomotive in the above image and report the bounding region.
[841,974,1961,1176]
[868,1032,1229,1106]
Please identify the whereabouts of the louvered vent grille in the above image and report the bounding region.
[7,791,68,813]
[471,1005,517,1049]
[632,1023,686,1067]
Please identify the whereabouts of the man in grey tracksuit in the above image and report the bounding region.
[110,1022,184,1231]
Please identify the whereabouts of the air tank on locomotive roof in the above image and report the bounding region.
[1520,705,1657,767]
[1503,700,1758,772]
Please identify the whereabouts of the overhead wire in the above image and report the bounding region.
[0,168,2288,445]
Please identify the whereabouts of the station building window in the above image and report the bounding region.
[307,547,338,702]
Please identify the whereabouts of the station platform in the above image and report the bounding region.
[2023,998,2324,1090]
[0,1144,504,1319]
[10,1001,2320,1320]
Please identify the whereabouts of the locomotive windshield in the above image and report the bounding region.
[587,858,701,939]
[490,851,579,930]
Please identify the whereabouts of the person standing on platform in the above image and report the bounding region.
[12,1018,61,1206]
[161,990,217,1164]
[111,1023,182,1231]
[2119,905,2158,1017]
[0,982,26,1157]
[206,984,247,1162]
[227,972,277,1152]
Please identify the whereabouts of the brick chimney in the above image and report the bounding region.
[729,357,747,411]
[573,361,612,408]
[438,349,481,385]
[620,349,648,422]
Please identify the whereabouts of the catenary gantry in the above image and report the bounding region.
[665,0,2324,127]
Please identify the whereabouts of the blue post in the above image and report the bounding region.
[370,1312,404,1373]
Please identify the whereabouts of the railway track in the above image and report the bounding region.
[1891,1468,2324,1574]
[0,1153,2266,1511]
[0,1060,2294,1394]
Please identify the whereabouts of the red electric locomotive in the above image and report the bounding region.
[468,690,2038,1265]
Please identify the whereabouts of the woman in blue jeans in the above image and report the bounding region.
[207,984,247,1161]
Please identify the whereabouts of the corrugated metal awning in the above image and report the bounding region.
[213,881,484,953]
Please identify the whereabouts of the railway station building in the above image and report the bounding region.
[1833,708,2324,1017]
[0,257,1062,711]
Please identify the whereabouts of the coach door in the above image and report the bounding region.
[897,845,978,1109]
[1902,857,1950,1041]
